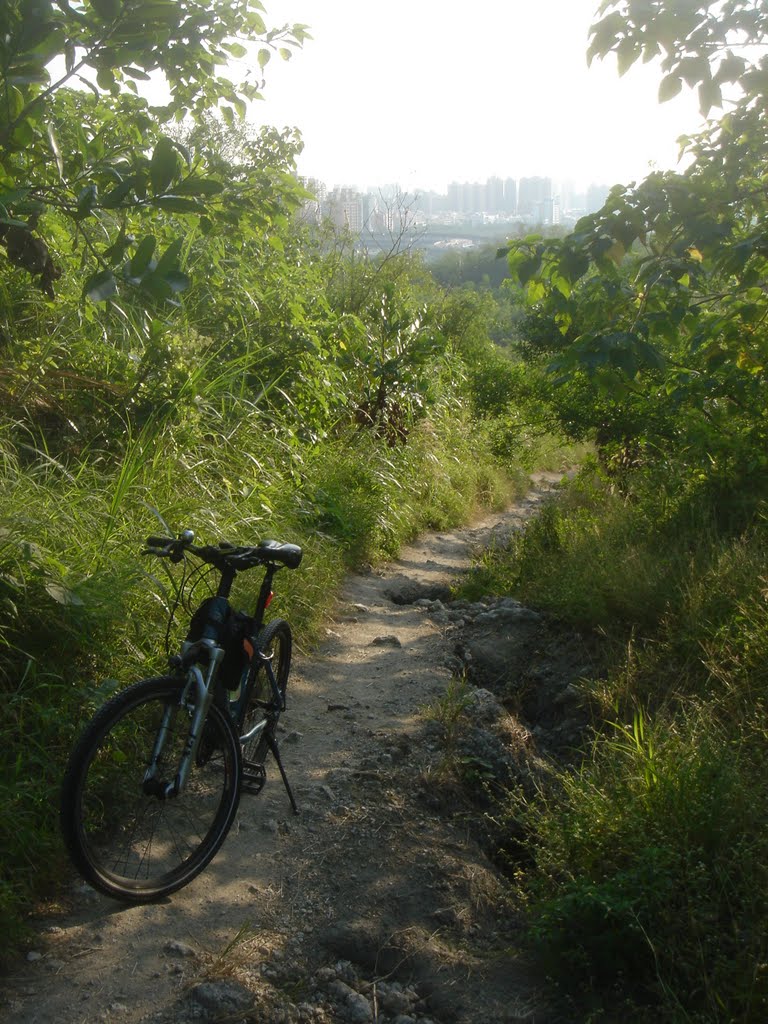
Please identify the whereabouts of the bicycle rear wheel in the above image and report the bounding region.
[61,676,241,902]
[240,618,291,771]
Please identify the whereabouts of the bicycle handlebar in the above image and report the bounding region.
[142,531,302,571]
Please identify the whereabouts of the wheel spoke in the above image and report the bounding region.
[61,677,240,901]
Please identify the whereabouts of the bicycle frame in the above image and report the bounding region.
[142,559,284,800]
[234,650,284,744]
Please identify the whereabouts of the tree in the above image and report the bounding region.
[0,0,309,299]
[503,1,768,478]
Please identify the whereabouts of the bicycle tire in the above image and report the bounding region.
[60,675,241,902]
[239,618,292,767]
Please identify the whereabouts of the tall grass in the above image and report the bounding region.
[0,389,521,951]
[474,462,768,1020]
[0,191,554,952]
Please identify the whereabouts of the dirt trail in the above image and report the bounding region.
[2,475,564,1024]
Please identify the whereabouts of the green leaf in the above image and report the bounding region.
[101,178,136,208]
[0,212,29,228]
[6,65,50,86]
[12,120,37,146]
[698,78,722,118]
[172,177,225,196]
[587,12,626,65]
[659,75,683,102]
[96,67,116,91]
[679,55,710,89]
[0,188,32,208]
[559,247,590,283]
[140,273,172,301]
[76,184,98,219]
[715,52,746,86]
[123,66,151,81]
[258,48,271,69]
[83,269,118,302]
[163,269,190,293]
[89,0,121,19]
[45,581,84,606]
[636,339,666,371]
[616,37,641,76]
[151,196,205,213]
[517,254,543,287]
[130,235,156,277]
[102,226,133,265]
[149,137,179,196]
[155,239,183,276]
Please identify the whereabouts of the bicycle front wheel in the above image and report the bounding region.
[61,676,241,902]
[240,618,292,766]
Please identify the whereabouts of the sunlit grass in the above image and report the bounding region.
[0,388,528,950]
[472,463,768,1019]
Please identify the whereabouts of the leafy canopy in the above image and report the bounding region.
[0,0,309,299]
[504,1,768,477]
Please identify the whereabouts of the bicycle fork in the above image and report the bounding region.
[142,649,224,800]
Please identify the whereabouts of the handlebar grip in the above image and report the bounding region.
[146,535,174,547]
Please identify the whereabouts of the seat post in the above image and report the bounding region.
[253,563,277,625]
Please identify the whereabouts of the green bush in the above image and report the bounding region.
[476,463,768,1020]
[507,712,768,1019]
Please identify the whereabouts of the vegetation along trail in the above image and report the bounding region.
[1,474,566,1024]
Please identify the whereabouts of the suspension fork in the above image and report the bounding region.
[142,646,225,799]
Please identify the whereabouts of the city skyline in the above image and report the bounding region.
[299,173,612,250]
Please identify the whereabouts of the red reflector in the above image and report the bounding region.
[243,639,254,659]
[265,592,274,609]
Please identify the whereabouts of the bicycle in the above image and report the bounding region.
[60,528,303,903]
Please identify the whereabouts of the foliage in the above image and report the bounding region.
[430,241,517,292]
[589,0,768,116]
[0,0,587,970]
[0,76,531,948]
[0,0,308,298]
[501,2,768,486]
[346,284,445,445]
[463,8,768,1015]
[465,461,768,1019]
[515,714,768,1018]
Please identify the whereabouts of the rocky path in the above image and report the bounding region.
[2,474,570,1024]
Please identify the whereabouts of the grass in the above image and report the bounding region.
[421,675,476,779]
[461,461,768,1021]
[0,395,525,954]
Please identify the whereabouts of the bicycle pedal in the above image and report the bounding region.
[241,760,266,795]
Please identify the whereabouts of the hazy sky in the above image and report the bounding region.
[247,0,704,192]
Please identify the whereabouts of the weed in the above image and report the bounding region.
[422,675,474,761]
[480,465,768,1020]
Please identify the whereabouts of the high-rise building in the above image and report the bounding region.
[504,177,517,215]
[487,176,504,213]
[326,187,364,232]
[518,176,553,221]
[586,183,610,214]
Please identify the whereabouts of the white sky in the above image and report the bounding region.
[247,0,704,193]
